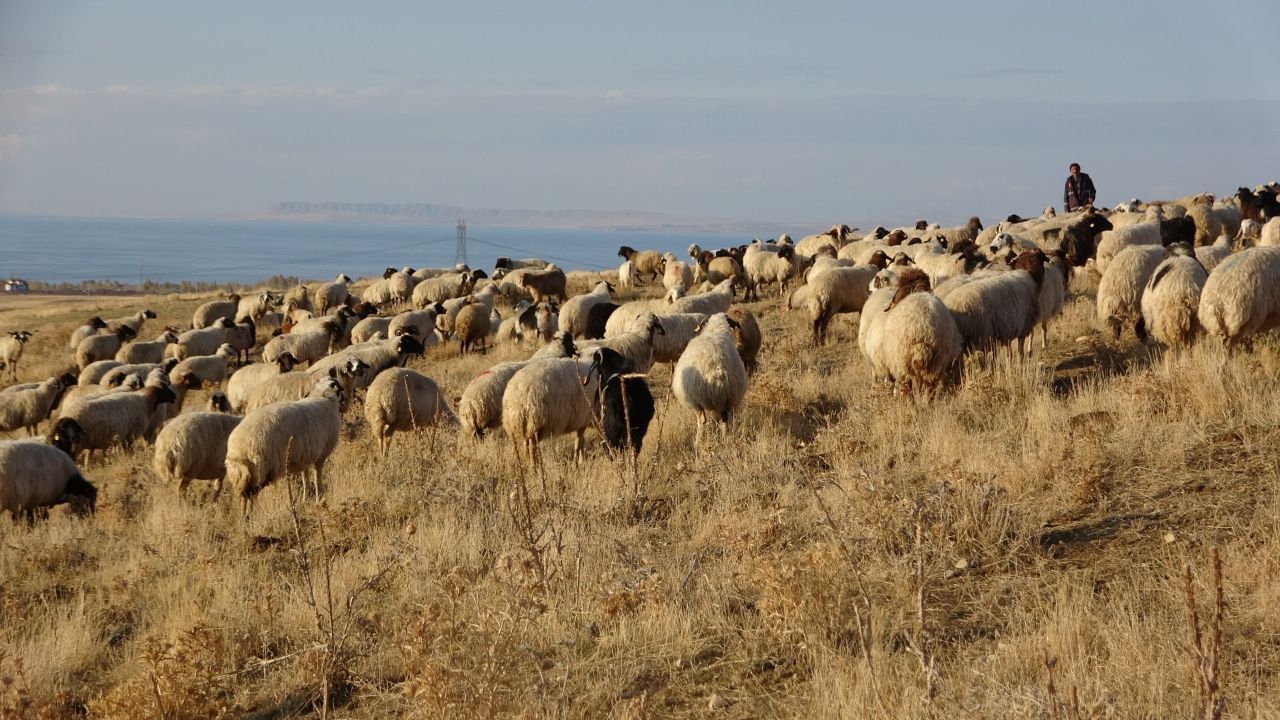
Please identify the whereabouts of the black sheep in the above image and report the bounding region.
[599,373,655,457]
[582,302,619,340]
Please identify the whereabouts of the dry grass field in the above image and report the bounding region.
[2,270,1279,718]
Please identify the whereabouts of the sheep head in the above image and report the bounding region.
[885,268,931,312]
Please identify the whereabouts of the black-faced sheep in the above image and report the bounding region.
[617,246,665,282]
[0,439,96,518]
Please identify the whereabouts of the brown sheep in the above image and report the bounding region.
[617,246,666,281]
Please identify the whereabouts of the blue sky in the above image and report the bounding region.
[2,1,1279,225]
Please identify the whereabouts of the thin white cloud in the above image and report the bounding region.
[0,133,26,162]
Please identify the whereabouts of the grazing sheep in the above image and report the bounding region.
[225,377,344,516]
[436,284,500,339]
[53,384,177,462]
[662,254,695,293]
[495,257,549,271]
[672,313,748,443]
[261,320,338,366]
[1140,245,1209,350]
[795,225,854,258]
[116,329,180,364]
[668,279,736,317]
[192,293,242,329]
[242,360,361,414]
[1195,235,1233,273]
[617,246,665,282]
[76,326,138,370]
[412,271,474,308]
[597,372,655,458]
[559,280,616,337]
[455,303,492,355]
[0,375,74,436]
[364,368,457,455]
[1198,246,1280,349]
[152,404,243,498]
[742,244,801,301]
[100,358,179,389]
[1095,213,1162,276]
[502,348,625,463]
[0,439,96,517]
[519,265,568,303]
[308,334,425,394]
[171,343,238,388]
[314,274,354,314]
[1096,245,1167,340]
[630,312,707,364]
[873,269,963,396]
[68,316,108,352]
[225,352,300,412]
[804,264,879,346]
[104,309,158,337]
[171,318,235,361]
[388,305,443,342]
[351,315,393,344]
[936,253,1042,359]
[79,360,123,388]
[0,330,33,381]
[579,313,665,374]
[459,335,578,438]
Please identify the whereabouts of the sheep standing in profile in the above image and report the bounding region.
[455,303,492,355]
[559,281,615,338]
[519,265,568,304]
[501,348,626,464]
[1140,244,1209,350]
[68,316,108,352]
[171,318,235,361]
[116,328,180,364]
[617,246,665,282]
[364,368,457,455]
[672,313,748,443]
[225,377,344,517]
[0,439,96,518]
[53,384,177,463]
[76,326,138,370]
[192,293,242,329]
[224,352,300,411]
[104,309,158,337]
[314,274,354,314]
[803,265,878,346]
[0,375,74,436]
[742,244,801,301]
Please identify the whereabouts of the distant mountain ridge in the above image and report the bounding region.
[262,201,816,235]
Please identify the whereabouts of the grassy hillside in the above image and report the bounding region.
[1,272,1276,718]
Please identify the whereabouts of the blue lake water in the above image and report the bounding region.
[0,215,765,285]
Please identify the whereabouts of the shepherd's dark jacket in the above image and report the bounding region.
[1064,173,1097,211]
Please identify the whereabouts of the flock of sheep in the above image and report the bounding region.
[3,182,1280,522]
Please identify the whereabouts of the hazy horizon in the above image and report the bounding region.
[3,2,1279,227]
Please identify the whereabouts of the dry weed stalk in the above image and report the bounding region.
[1043,654,1084,720]
[282,437,402,719]
[908,501,938,706]
[1183,547,1225,720]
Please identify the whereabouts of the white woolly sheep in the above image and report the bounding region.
[308,334,425,394]
[1260,218,1280,247]
[578,313,664,374]
[152,406,243,498]
[171,343,238,388]
[224,352,300,411]
[935,252,1043,359]
[79,360,122,387]
[803,265,879,346]
[225,376,344,516]
[459,334,578,438]
[76,326,138,370]
[627,312,707,364]
[1034,253,1068,349]
[192,294,242,329]
[0,330,33,382]
[53,384,177,463]
[100,358,179,389]
[0,439,96,517]
[742,244,800,301]
[1096,244,1167,340]
[868,269,962,396]
[1196,235,1233,273]
[1095,214,1162,275]
[1198,246,1280,349]
[235,292,275,323]
[68,316,108,351]
[171,318,235,361]
[501,348,624,464]
[104,309,158,337]
[364,368,457,455]
[412,271,474,308]
[314,274,354,314]
[662,253,695,293]
[1140,245,1208,350]
[671,313,748,443]
[0,375,73,436]
[388,306,443,341]
[618,260,636,291]
[261,320,338,366]
[558,280,615,338]
[116,329,180,364]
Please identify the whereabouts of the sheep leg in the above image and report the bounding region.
[1041,323,1048,350]
[211,476,223,501]
[574,430,586,463]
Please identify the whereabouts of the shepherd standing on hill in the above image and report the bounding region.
[1064,162,1097,212]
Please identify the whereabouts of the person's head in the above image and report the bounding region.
[1069,163,1081,176]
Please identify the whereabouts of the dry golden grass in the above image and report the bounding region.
[3,276,1280,718]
